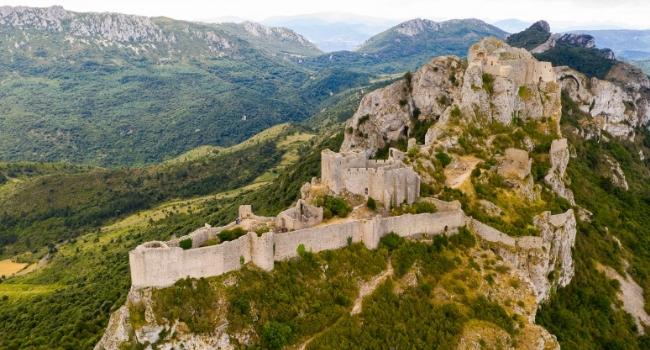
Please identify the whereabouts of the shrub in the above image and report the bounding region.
[179,238,192,250]
[518,86,533,101]
[420,182,434,197]
[262,321,292,350]
[152,278,219,333]
[379,232,405,251]
[316,195,352,219]
[410,117,433,144]
[470,296,515,334]
[450,105,462,119]
[449,226,476,248]
[358,114,370,126]
[435,152,452,167]
[217,227,247,242]
[367,197,377,211]
[297,243,306,256]
[482,73,494,94]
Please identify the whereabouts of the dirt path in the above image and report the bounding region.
[351,260,394,315]
[294,261,394,350]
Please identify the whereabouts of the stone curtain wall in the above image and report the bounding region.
[129,233,252,288]
[129,208,575,297]
[130,211,467,288]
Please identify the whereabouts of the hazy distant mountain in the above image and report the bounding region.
[568,29,650,60]
[301,18,507,74]
[263,13,399,52]
[492,18,531,33]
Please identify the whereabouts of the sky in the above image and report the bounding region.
[0,0,648,29]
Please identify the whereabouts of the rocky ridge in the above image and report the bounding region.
[0,5,319,57]
[342,38,561,153]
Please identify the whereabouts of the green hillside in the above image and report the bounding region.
[0,123,318,257]
[0,6,361,166]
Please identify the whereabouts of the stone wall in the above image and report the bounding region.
[322,149,421,206]
[129,234,252,288]
[130,210,466,288]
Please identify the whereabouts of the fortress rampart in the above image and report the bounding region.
[130,210,466,288]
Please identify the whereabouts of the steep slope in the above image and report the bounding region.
[0,6,354,166]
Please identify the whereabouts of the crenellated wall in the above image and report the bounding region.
[130,210,466,288]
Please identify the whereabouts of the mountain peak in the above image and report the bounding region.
[529,20,551,33]
[394,18,440,36]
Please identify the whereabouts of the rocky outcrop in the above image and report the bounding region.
[0,5,174,43]
[496,148,536,201]
[342,38,562,154]
[461,38,561,125]
[556,66,640,140]
[604,155,629,191]
[95,305,132,350]
[340,79,413,152]
[545,138,575,205]
[472,209,577,302]
[411,56,465,118]
[95,288,233,350]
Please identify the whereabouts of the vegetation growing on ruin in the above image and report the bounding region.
[316,195,353,219]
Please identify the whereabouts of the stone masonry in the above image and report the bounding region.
[321,148,420,207]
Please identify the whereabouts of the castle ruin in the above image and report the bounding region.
[320,148,420,207]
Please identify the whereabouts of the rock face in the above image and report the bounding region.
[342,38,561,154]
[340,79,413,152]
[95,305,132,350]
[555,66,646,140]
[473,209,577,302]
[604,155,629,191]
[95,288,233,350]
[0,5,174,43]
[545,138,575,205]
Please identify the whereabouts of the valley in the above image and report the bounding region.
[0,5,650,350]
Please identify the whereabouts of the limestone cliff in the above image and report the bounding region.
[555,66,645,140]
[472,209,577,303]
[544,138,575,204]
[341,38,561,154]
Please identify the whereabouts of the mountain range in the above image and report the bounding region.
[0,6,508,166]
